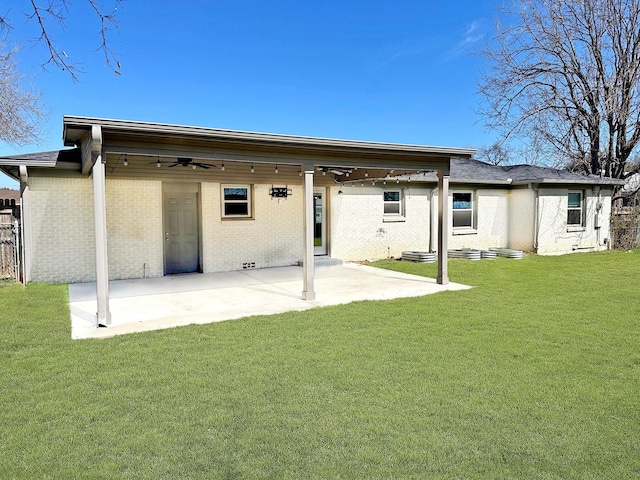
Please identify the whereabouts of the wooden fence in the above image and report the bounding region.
[0,221,19,280]
[610,207,640,250]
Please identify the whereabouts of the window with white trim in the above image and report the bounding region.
[222,185,252,218]
[383,190,403,216]
[567,190,584,226]
[452,191,475,229]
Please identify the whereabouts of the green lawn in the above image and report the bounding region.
[1,251,639,479]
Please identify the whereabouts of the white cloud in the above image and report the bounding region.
[444,19,486,60]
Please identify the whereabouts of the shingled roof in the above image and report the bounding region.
[0,148,81,180]
[400,157,625,186]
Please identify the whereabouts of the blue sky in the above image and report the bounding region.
[0,0,501,188]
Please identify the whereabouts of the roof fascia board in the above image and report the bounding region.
[63,115,476,159]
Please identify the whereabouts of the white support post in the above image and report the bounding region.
[437,171,449,285]
[302,164,316,300]
[91,126,111,325]
[19,166,32,284]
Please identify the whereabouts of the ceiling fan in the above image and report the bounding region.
[149,157,214,169]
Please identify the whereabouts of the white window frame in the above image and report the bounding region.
[383,189,404,219]
[221,185,252,219]
[452,190,476,231]
[567,190,585,227]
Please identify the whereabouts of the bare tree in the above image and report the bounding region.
[478,0,640,181]
[0,1,121,146]
[0,42,43,145]
[1,1,122,81]
[475,142,511,165]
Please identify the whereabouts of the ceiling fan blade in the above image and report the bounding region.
[195,163,211,169]
[168,163,179,168]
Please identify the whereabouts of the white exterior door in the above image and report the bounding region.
[164,185,200,274]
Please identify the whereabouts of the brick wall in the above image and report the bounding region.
[536,187,610,254]
[29,177,96,283]
[329,185,431,261]
[202,182,303,272]
[508,187,535,251]
[448,188,510,250]
[106,179,163,279]
[26,176,616,283]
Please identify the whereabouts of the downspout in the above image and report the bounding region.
[19,165,31,284]
[437,171,449,285]
[429,187,436,253]
[91,125,111,326]
[530,183,540,252]
[593,186,603,247]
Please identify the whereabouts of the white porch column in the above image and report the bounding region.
[437,171,449,285]
[19,166,32,284]
[91,126,111,325]
[302,164,316,300]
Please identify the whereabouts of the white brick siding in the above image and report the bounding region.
[29,177,96,283]
[202,182,303,272]
[536,187,610,254]
[508,187,535,251]
[448,189,510,250]
[329,185,430,261]
[26,176,616,284]
[106,180,163,279]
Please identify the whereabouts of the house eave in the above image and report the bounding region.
[0,166,20,181]
[63,116,477,162]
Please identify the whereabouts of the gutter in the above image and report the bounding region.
[512,178,626,186]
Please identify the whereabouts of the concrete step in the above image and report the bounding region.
[298,256,343,267]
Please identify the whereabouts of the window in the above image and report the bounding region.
[222,185,252,218]
[567,191,584,226]
[452,191,474,229]
[383,190,403,216]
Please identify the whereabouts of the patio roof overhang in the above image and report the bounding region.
[62,115,476,175]
[17,115,473,327]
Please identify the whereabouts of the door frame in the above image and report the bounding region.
[162,182,202,274]
[313,187,328,255]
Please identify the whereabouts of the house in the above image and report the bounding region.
[0,116,624,325]
[343,158,624,258]
[0,116,473,325]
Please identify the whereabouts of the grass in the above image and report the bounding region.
[0,251,639,479]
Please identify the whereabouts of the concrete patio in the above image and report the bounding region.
[69,262,470,339]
